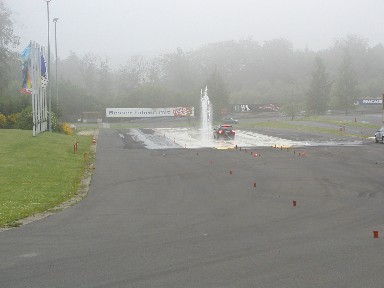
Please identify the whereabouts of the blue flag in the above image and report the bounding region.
[40,53,48,89]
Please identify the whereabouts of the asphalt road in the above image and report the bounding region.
[1,128,384,287]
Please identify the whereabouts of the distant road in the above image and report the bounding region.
[1,128,384,287]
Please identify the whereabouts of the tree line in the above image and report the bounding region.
[1,2,384,125]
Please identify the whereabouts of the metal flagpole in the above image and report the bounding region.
[43,47,48,132]
[36,43,40,134]
[37,45,42,134]
[45,0,52,132]
[31,42,37,136]
[53,18,59,114]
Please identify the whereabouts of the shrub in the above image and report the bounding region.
[7,113,20,128]
[59,122,74,135]
[50,112,60,132]
[0,113,7,128]
[16,106,33,130]
[9,108,64,132]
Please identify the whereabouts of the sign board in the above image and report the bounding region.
[106,107,194,118]
[232,104,280,113]
[355,99,383,105]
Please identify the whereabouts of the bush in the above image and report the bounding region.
[50,113,74,135]
[50,112,60,132]
[6,113,20,128]
[16,106,33,130]
[8,108,66,132]
[0,113,7,128]
[59,122,74,135]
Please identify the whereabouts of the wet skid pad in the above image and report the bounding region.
[126,128,300,149]
[126,128,363,149]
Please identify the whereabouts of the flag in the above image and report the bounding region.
[20,70,32,94]
[21,44,31,61]
[21,44,32,94]
[40,53,48,89]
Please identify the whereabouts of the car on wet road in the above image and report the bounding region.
[213,125,236,140]
[375,126,384,143]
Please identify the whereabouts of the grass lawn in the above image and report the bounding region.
[238,117,377,139]
[0,129,94,228]
[297,115,379,128]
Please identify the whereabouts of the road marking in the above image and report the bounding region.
[19,252,39,258]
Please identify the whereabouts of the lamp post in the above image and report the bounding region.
[45,0,52,132]
[53,17,59,115]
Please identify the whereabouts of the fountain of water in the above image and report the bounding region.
[200,86,213,143]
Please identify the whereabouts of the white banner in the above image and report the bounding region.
[356,99,383,105]
[106,107,194,118]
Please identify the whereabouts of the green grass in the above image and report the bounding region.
[297,116,379,128]
[0,129,93,228]
[241,120,372,138]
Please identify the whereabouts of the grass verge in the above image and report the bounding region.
[251,121,368,138]
[297,116,379,128]
[238,117,377,139]
[0,129,94,228]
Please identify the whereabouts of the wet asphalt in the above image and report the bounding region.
[1,127,384,287]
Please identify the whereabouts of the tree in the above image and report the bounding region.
[205,68,229,120]
[97,57,113,101]
[0,1,19,105]
[60,51,82,87]
[58,79,88,120]
[306,57,331,115]
[160,47,197,92]
[148,58,160,83]
[262,38,295,83]
[81,52,98,94]
[365,44,384,97]
[333,51,359,113]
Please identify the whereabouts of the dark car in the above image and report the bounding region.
[222,117,239,124]
[213,125,236,139]
[375,126,384,143]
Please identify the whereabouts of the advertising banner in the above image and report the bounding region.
[355,99,383,105]
[232,104,280,113]
[106,107,194,118]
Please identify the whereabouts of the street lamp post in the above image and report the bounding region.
[45,0,52,132]
[53,18,59,115]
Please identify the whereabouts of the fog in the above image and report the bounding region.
[5,0,384,68]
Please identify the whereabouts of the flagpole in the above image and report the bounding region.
[53,18,59,115]
[31,42,36,136]
[45,0,52,132]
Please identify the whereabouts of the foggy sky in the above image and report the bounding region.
[4,0,384,68]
